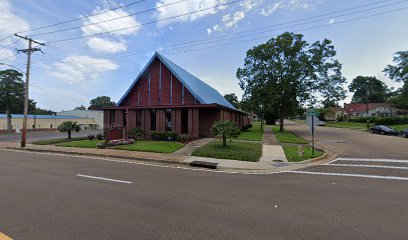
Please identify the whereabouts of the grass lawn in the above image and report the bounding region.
[56,139,103,148]
[115,141,184,154]
[271,126,308,144]
[56,139,184,154]
[390,124,408,131]
[283,145,324,162]
[32,137,87,145]
[237,121,264,141]
[325,121,369,131]
[192,141,262,162]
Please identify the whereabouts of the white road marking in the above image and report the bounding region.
[76,174,132,184]
[287,170,408,181]
[324,163,408,170]
[335,158,408,163]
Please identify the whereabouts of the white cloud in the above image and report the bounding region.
[0,0,30,46]
[329,18,336,25]
[260,1,284,16]
[260,0,318,16]
[46,55,118,84]
[81,6,141,36]
[87,37,127,53]
[154,0,228,27]
[207,28,213,35]
[0,49,16,62]
[223,11,245,29]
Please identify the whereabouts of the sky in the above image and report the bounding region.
[0,0,407,112]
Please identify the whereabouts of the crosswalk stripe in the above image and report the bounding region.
[324,163,408,170]
[287,170,408,181]
[336,158,408,163]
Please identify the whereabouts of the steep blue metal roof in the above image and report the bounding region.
[117,52,236,110]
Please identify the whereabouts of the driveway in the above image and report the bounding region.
[284,120,408,159]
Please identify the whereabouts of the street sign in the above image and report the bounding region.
[306,116,319,133]
[306,108,320,117]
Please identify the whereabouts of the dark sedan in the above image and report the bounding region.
[369,125,399,135]
[401,129,408,138]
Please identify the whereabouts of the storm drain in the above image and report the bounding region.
[190,161,218,169]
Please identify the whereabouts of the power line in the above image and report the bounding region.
[29,0,188,37]
[17,0,148,34]
[29,83,86,103]
[47,0,245,44]
[36,0,408,65]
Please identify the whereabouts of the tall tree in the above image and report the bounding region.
[75,105,86,110]
[0,69,25,132]
[224,93,240,109]
[89,96,116,108]
[237,32,346,131]
[384,50,408,109]
[348,76,389,103]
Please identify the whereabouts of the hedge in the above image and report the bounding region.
[349,116,408,125]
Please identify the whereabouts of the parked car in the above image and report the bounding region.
[369,125,399,135]
[400,129,408,138]
[318,121,325,126]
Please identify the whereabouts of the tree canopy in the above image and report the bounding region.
[237,32,346,131]
[384,50,408,109]
[57,121,80,139]
[89,96,116,108]
[211,121,240,147]
[75,105,87,110]
[224,93,240,109]
[348,76,389,103]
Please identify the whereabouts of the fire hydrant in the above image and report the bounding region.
[298,145,304,157]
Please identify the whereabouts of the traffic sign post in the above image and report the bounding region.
[306,108,319,156]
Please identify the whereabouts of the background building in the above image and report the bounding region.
[343,103,408,120]
[57,110,104,130]
[0,114,95,133]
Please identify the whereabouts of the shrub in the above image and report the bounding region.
[96,142,107,149]
[211,121,241,147]
[350,116,408,125]
[241,125,249,131]
[150,131,179,141]
[107,139,135,147]
[87,134,95,140]
[247,123,253,128]
[128,127,144,140]
[177,133,189,142]
[336,116,344,122]
[96,133,104,140]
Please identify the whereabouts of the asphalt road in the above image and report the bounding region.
[0,130,102,143]
[284,121,408,159]
[1,150,408,240]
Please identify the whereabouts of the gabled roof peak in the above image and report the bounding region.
[117,52,235,109]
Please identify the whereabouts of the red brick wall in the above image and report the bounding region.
[188,108,199,138]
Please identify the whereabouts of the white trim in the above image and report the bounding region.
[336,158,408,163]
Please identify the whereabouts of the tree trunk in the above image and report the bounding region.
[6,105,12,133]
[279,118,284,132]
[222,136,227,147]
[68,130,71,139]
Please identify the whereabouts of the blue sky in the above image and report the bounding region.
[1,0,407,111]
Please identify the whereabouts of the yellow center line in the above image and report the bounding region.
[0,232,13,240]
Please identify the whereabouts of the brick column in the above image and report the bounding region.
[171,109,182,134]
[188,108,199,138]
[141,110,151,139]
[156,109,166,132]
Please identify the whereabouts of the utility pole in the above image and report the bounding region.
[15,34,45,147]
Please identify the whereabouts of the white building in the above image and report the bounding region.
[57,110,104,130]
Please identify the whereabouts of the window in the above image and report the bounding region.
[123,111,127,126]
[150,109,156,131]
[166,109,172,131]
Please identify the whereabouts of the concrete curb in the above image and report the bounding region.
[6,147,188,167]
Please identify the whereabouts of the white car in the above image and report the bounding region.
[318,121,326,126]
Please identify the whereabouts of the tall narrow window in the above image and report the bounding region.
[181,85,184,104]
[166,109,172,131]
[150,109,156,131]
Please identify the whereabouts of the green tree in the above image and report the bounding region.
[384,50,408,109]
[348,76,389,103]
[57,121,80,139]
[75,105,86,110]
[89,96,116,108]
[0,69,25,132]
[237,32,346,132]
[224,93,240,109]
[211,121,241,147]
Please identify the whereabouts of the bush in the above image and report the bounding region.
[87,134,95,140]
[336,116,344,122]
[177,133,189,142]
[241,125,249,132]
[96,133,104,140]
[150,131,179,141]
[128,127,144,140]
[350,116,408,125]
[107,139,135,147]
[247,123,253,128]
[96,142,107,149]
